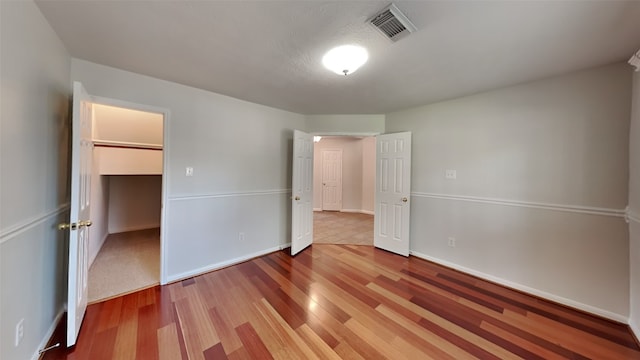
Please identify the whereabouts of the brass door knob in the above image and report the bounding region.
[79,220,93,227]
[294,196,301,201]
[58,223,76,231]
[402,197,408,203]
[58,220,92,230]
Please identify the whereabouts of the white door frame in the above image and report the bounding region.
[91,95,170,285]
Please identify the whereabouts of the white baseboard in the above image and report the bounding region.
[631,320,640,344]
[340,209,361,213]
[410,251,628,323]
[313,208,322,212]
[108,223,160,234]
[166,244,288,283]
[340,209,374,215]
[32,308,65,360]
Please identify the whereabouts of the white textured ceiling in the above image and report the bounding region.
[36,1,640,114]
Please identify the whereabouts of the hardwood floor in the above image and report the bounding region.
[44,244,640,359]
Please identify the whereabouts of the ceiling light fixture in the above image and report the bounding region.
[322,45,368,76]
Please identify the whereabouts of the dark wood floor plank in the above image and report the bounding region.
[235,322,274,360]
[437,272,640,349]
[203,342,228,360]
[45,244,640,360]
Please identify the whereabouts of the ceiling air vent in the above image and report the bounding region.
[368,3,417,42]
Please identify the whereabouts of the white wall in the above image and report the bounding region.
[93,104,163,147]
[361,137,376,213]
[306,114,384,135]
[108,176,162,233]
[386,62,632,320]
[629,65,640,335]
[88,151,109,267]
[0,2,71,359]
[71,59,305,281]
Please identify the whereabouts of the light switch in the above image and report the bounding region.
[445,169,456,180]
[185,167,194,176]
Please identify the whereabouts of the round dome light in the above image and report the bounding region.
[322,45,368,76]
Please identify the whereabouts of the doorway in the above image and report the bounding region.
[312,136,375,245]
[86,102,166,302]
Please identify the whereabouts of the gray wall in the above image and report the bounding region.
[386,62,632,319]
[306,114,384,135]
[71,59,306,282]
[630,66,640,335]
[0,1,71,359]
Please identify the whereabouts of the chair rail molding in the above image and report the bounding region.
[412,192,625,218]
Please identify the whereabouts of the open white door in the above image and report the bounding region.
[321,149,342,211]
[374,132,411,256]
[291,130,314,255]
[63,82,94,346]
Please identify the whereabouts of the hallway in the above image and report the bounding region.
[313,211,373,246]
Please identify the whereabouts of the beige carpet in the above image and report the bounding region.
[88,228,160,303]
[313,211,374,245]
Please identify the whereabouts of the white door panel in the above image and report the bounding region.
[321,149,342,211]
[374,132,411,256]
[291,130,314,255]
[66,82,93,346]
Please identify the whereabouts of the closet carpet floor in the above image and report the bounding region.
[88,228,160,303]
[313,211,374,246]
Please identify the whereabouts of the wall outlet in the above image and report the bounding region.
[185,167,194,176]
[445,169,457,180]
[15,318,24,347]
[239,232,245,242]
[447,237,456,247]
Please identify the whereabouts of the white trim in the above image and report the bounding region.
[170,189,291,201]
[108,223,160,235]
[91,95,168,116]
[409,251,627,323]
[311,132,380,137]
[313,208,322,212]
[0,203,70,244]
[340,209,374,215]
[631,321,640,344]
[412,192,625,218]
[340,209,361,213]
[93,140,162,149]
[166,245,286,283]
[31,308,65,360]
[627,209,640,224]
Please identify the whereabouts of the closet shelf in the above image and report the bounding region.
[95,145,162,175]
[93,140,162,150]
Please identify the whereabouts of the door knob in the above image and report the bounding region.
[58,220,92,231]
[58,223,77,231]
[402,197,408,203]
[79,220,93,227]
[295,196,300,201]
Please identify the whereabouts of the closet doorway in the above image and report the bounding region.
[312,136,375,246]
[87,102,165,303]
